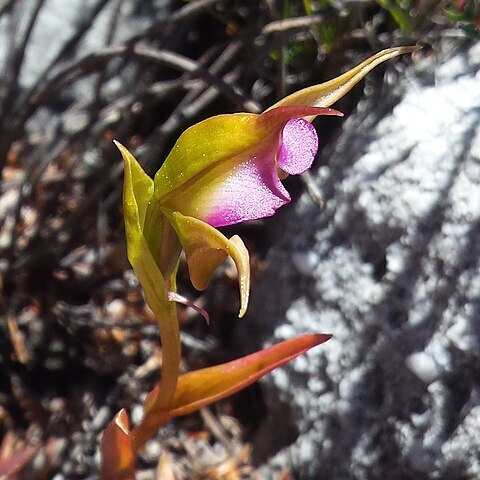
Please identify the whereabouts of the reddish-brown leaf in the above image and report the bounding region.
[0,432,39,478]
[133,334,331,450]
[101,409,136,480]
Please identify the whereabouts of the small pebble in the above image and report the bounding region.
[105,298,127,323]
[292,250,319,276]
[131,404,144,425]
[406,351,440,384]
[91,406,112,432]
[447,317,478,353]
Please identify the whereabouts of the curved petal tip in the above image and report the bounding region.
[277,117,319,175]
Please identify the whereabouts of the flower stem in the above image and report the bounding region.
[129,202,182,449]
[130,302,180,452]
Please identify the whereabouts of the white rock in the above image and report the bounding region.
[406,351,440,384]
[244,39,480,480]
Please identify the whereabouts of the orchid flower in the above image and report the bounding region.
[117,106,341,316]
[102,47,418,479]
[117,46,418,322]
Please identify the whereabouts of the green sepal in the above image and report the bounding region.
[115,141,153,230]
[116,141,181,407]
[268,46,421,111]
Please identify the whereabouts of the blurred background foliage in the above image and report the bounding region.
[0,0,477,477]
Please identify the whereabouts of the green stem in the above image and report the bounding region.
[128,202,182,450]
[129,274,181,453]
[134,249,181,410]
[129,304,179,453]
[150,301,181,410]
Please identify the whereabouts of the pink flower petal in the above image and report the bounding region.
[163,108,338,229]
[277,117,319,175]
[203,151,290,227]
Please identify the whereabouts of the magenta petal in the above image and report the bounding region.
[204,153,291,227]
[277,117,319,175]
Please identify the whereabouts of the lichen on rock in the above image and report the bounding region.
[243,39,480,480]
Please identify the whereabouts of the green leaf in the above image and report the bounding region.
[302,0,312,15]
[376,0,412,32]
